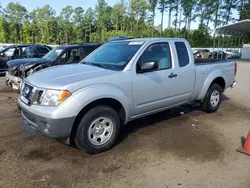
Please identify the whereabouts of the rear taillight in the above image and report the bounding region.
[234,63,237,75]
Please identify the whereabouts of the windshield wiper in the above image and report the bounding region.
[92,63,110,69]
[83,62,110,70]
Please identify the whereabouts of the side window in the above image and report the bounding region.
[60,48,81,64]
[137,43,172,72]
[0,47,18,60]
[3,48,15,57]
[37,47,50,55]
[175,42,189,67]
[24,46,34,57]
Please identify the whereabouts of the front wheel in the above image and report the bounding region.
[74,105,121,154]
[201,83,222,113]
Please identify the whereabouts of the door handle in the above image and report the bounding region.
[168,73,177,78]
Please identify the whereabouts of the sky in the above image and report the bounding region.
[0,0,239,30]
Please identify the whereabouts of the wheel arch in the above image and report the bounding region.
[197,69,226,101]
[70,97,126,141]
[210,77,226,91]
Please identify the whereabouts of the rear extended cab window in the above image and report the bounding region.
[175,42,189,67]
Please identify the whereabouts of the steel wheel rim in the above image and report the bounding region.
[88,116,114,146]
[210,90,220,107]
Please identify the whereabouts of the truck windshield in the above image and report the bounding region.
[42,48,64,61]
[81,41,143,71]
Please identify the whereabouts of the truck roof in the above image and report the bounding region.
[109,38,186,43]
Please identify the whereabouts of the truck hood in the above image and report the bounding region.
[25,64,117,89]
[7,58,49,68]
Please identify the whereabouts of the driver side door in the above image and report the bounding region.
[132,42,189,116]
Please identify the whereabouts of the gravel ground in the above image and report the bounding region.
[0,61,250,188]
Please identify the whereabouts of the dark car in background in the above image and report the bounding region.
[0,44,52,75]
[5,43,102,91]
[211,50,228,59]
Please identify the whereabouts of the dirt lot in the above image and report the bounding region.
[0,61,250,188]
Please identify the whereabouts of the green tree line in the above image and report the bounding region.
[0,0,249,47]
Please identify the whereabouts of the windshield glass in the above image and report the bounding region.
[81,41,143,70]
[42,48,64,61]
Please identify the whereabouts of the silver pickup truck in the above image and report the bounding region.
[18,38,237,154]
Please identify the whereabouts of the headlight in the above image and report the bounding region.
[40,89,71,106]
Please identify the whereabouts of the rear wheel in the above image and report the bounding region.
[74,105,121,154]
[201,83,222,113]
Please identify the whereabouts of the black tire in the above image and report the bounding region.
[74,105,121,154]
[201,83,222,113]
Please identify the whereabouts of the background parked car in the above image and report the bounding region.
[225,50,236,59]
[0,44,52,76]
[193,49,211,59]
[5,43,102,91]
[225,49,241,59]
[211,50,228,59]
[233,50,241,58]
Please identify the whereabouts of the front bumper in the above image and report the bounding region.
[5,71,22,91]
[18,97,75,139]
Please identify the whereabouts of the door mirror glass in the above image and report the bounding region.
[140,62,158,72]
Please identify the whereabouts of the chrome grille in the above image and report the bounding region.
[21,83,34,105]
[20,82,45,105]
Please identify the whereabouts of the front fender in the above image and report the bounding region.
[197,69,226,101]
[72,84,133,123]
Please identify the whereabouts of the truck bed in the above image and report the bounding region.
[195,58,238,65]
[192,59,236,101]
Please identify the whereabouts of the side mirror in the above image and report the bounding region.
[140,62,158,72]
[0,53,5,57]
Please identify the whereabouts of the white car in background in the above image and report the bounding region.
[194,49,211,59]
[225,50,241,59]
